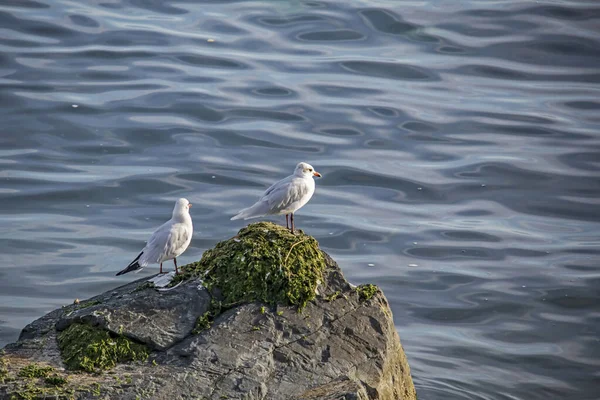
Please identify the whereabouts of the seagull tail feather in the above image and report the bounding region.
[230,201,268,221]
[116,251,144,276]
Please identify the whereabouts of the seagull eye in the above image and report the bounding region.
[309,168,313,172]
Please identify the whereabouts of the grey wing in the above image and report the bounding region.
[263,174,292,197]
[141,222,173,264]
[262,177,309,213]
[163,223,191,259]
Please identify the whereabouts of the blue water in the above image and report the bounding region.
[1,1,599,399]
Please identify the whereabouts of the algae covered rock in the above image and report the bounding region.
[0,222,417,400]
[57,323,149,372]
[177,221,326,309]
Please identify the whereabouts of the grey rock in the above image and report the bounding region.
[1,253,416,400]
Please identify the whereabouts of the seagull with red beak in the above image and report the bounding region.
[231,162,322,233]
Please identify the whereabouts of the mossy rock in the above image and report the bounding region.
[177,222,326,310]
[57,323,149,373]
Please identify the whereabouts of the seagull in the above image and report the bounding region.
[116,198,193,276]
[231,162,322,233]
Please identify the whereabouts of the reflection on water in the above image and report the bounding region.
[1,1,599,399]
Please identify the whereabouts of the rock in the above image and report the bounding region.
[0,222,417,400]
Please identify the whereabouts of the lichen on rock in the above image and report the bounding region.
[177,222,327,310]
[57,323,149,372]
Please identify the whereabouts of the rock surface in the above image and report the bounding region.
[1,223,416,400]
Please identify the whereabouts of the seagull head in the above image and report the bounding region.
[173,198,192,217]
[294,162,322,178]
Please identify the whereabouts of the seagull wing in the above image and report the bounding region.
[231,174,313,220]
[163,222,192,259]
[262,176,311,214]
[140,219,176,264]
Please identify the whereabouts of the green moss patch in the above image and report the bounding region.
[0,356,108,399]
[0,356,8,383]
[325,290,341,302]
[193,312,212,334]
[133,281,156,292]
[57,323,149,373]
[192,299,223,334]
[178,222,326,310]
[356,284,379,301]
[44,374,68,386]
[74,300,101,310]
[17,363,54,378]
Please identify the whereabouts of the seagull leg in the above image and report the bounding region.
[159,263,163,274]
[174,258,179,275]
[290,213,295,233]
[286,214,289,229]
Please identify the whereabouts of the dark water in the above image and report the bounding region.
[1,0,599,398]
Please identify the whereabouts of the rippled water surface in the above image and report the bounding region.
[1,0,599,398]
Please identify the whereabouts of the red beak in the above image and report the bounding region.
[313,171,322,178]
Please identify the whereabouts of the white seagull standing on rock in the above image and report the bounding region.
[116,198,193,276]
[231,162,322,233]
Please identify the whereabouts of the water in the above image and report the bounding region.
[1,0,599,398]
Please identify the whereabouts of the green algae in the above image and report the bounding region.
[133,281,156,292]
[193,312,212,334]
[44,374,68,386]
[0,355,8,384]
[192,299,223,334]
[91,382,101,396]
[57,323,149,373]
[0,356,117,400]
[74,300,101,310]
[178,222,326,311]
[356,284,379,301]
[11,380,53,400]
[17,364,54,379]
[3,363,75,400]
[325,290,341,302]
